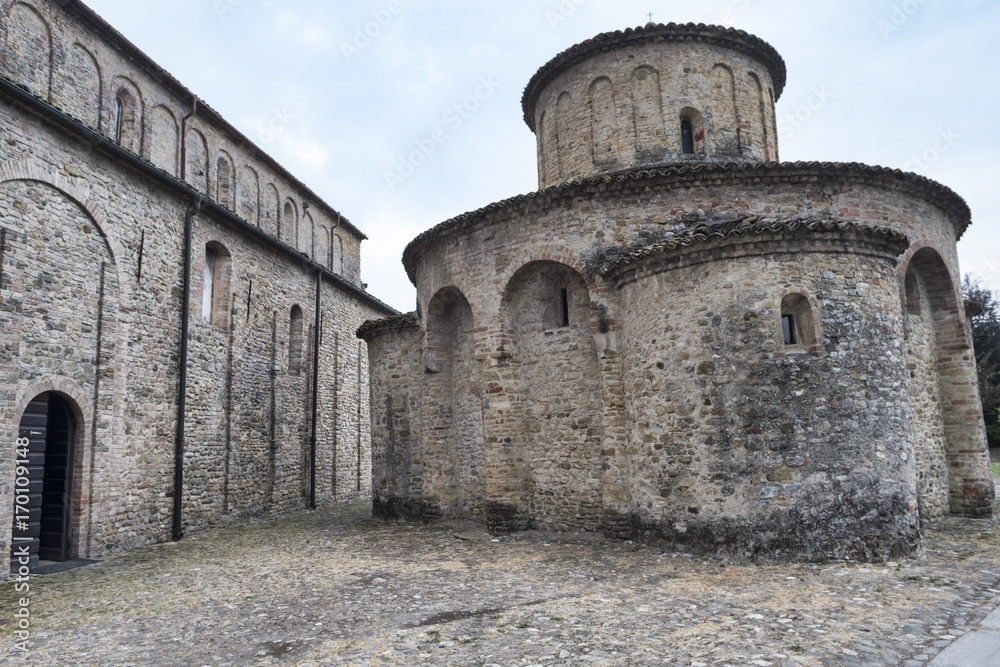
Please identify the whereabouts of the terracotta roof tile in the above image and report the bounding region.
[401,162,971,283]
[598,216,910,275]
[357,313,419,340]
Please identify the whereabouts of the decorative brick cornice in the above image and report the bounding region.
[598,216,910,283]
[522,22,787,131]
[357,313,420,341]
[401,161,970,284]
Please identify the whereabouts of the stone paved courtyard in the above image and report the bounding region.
[3,492,1000,667]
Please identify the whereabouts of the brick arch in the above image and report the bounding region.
[899,244,969,351]
[498,251,595,308]
[589,76,617,165]
[630,65,664,153]
[215,150,235,211]
[109,75,144,155]
[9,376,95,561]
[426,285,476,334]
[13,376,93,444]
[201,239,235,329]
[423,286,483,519]
[497,254,605,351]
[898,241,961,302]
[301,211,315,258]
[0,161,124,291]
[281,198,299,248]
[500,259,598,354]
[900,243,990,517]
[777,287,822,356]
[6,1,53,100]
[61,42,103,130]
[149,104,179,176]
[498,259,604,530]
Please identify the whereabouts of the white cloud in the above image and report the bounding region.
[292,140,331,169]
[82,0,1000,310]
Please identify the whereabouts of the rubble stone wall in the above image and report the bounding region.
[365,164,993,560]
[528,31,781,189]
[0,0,393,573]
[611,229,920,561]
[0,0,365,282]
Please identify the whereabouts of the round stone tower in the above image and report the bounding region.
[522,23,786,189]
[361,21,995,562]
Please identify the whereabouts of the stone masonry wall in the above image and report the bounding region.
[505,261,603,532]
[0,0,365,284]
[531,40,779,189]
[611,231,920,561]
[904,269,951,520]
[423,289,484,521]
[0,1,393,572]
[367,164,993,558]
[362,317,424,522]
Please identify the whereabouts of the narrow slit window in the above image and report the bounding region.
[560,288,570,328]
[114,96,124,144]
[782,314,796,345]
[681,119,694,154]
[202,245,216,323]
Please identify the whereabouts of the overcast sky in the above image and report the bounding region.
[83,0,1000,313]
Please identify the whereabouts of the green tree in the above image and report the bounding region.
[964,275,1000,448]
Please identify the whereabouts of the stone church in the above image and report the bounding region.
[1,0,396,573]
[359,23,995,561]
[1,1,994,571]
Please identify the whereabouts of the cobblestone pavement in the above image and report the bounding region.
[3,498,1000,667]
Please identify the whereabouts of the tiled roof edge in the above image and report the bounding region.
[400,161,971,284]
[357,313,420,340]
[598,216,910,276]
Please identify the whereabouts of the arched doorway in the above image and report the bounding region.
[10,393,76,570]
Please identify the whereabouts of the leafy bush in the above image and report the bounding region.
[964,276,1000,449]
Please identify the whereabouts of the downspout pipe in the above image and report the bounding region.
[173,194,202,541]
[310,267,322,509]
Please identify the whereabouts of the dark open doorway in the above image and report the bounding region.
[10,392,75,571]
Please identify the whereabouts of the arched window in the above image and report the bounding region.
[289,305,304,376]
[113,96,125,144]
[780,293,820,355]
[111,84,141,153]
[679,107,705,156]
[202,245,215,323]
[681,119,694,154]
[201,242,233,328]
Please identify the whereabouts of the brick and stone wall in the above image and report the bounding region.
[607,222,919,560]
[364,160,994,560]
[1,0,365,283]
[0,0,394,573]
[523,24,785,189]
[358,315,423,521]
